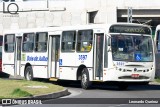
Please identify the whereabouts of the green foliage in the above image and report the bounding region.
[11,88,32,97]
[155,78,160,83]
[0,79,64,98]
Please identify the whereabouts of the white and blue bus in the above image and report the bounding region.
[2,23,155,89]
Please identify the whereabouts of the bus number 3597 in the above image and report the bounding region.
[79,55,87,60]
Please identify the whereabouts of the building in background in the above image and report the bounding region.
[0,0,160,35]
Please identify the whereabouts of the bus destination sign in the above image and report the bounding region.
[109,25,151,35]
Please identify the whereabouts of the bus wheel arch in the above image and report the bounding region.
[24,63,33,81]
[76,65,86,80]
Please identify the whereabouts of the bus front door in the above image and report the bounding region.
[15,37,22,76]
[94,33,104,80]
[48,35,60,78]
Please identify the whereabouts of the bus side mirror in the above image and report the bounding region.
[107,37,111,52]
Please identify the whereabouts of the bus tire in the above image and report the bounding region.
[24,66,33,81]
[118,84,128,90]
[81,68,91,89]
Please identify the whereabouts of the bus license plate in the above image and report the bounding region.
[131,74,139,78]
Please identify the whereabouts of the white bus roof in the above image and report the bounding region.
[3,23,150,35]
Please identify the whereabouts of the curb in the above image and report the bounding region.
[0,88,70,105]
[32,88,71,99]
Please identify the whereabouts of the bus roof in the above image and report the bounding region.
[3,23,151,35]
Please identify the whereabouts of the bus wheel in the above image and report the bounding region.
[118,84,128,90]
[25,66,33,81]
[81,68,91,89]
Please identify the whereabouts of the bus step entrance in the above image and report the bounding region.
[49,77,58,81]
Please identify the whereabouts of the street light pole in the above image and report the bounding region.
[127,7,132,23]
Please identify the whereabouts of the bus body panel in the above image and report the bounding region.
[21,52,48,78]
[75,52,93,69]
[3,53,15,76]
[59,52,76,80]
[59,67,77,80]
[103,62,155,82]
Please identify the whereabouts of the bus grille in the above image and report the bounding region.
[118,76,149,79]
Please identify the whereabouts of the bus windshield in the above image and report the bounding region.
[111,34,153,62]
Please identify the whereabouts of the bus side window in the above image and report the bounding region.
[35,32,48,52]
[77,30,93,52]
[61,31,76,52]
[22,33,34,52]
[4,34,15,52]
